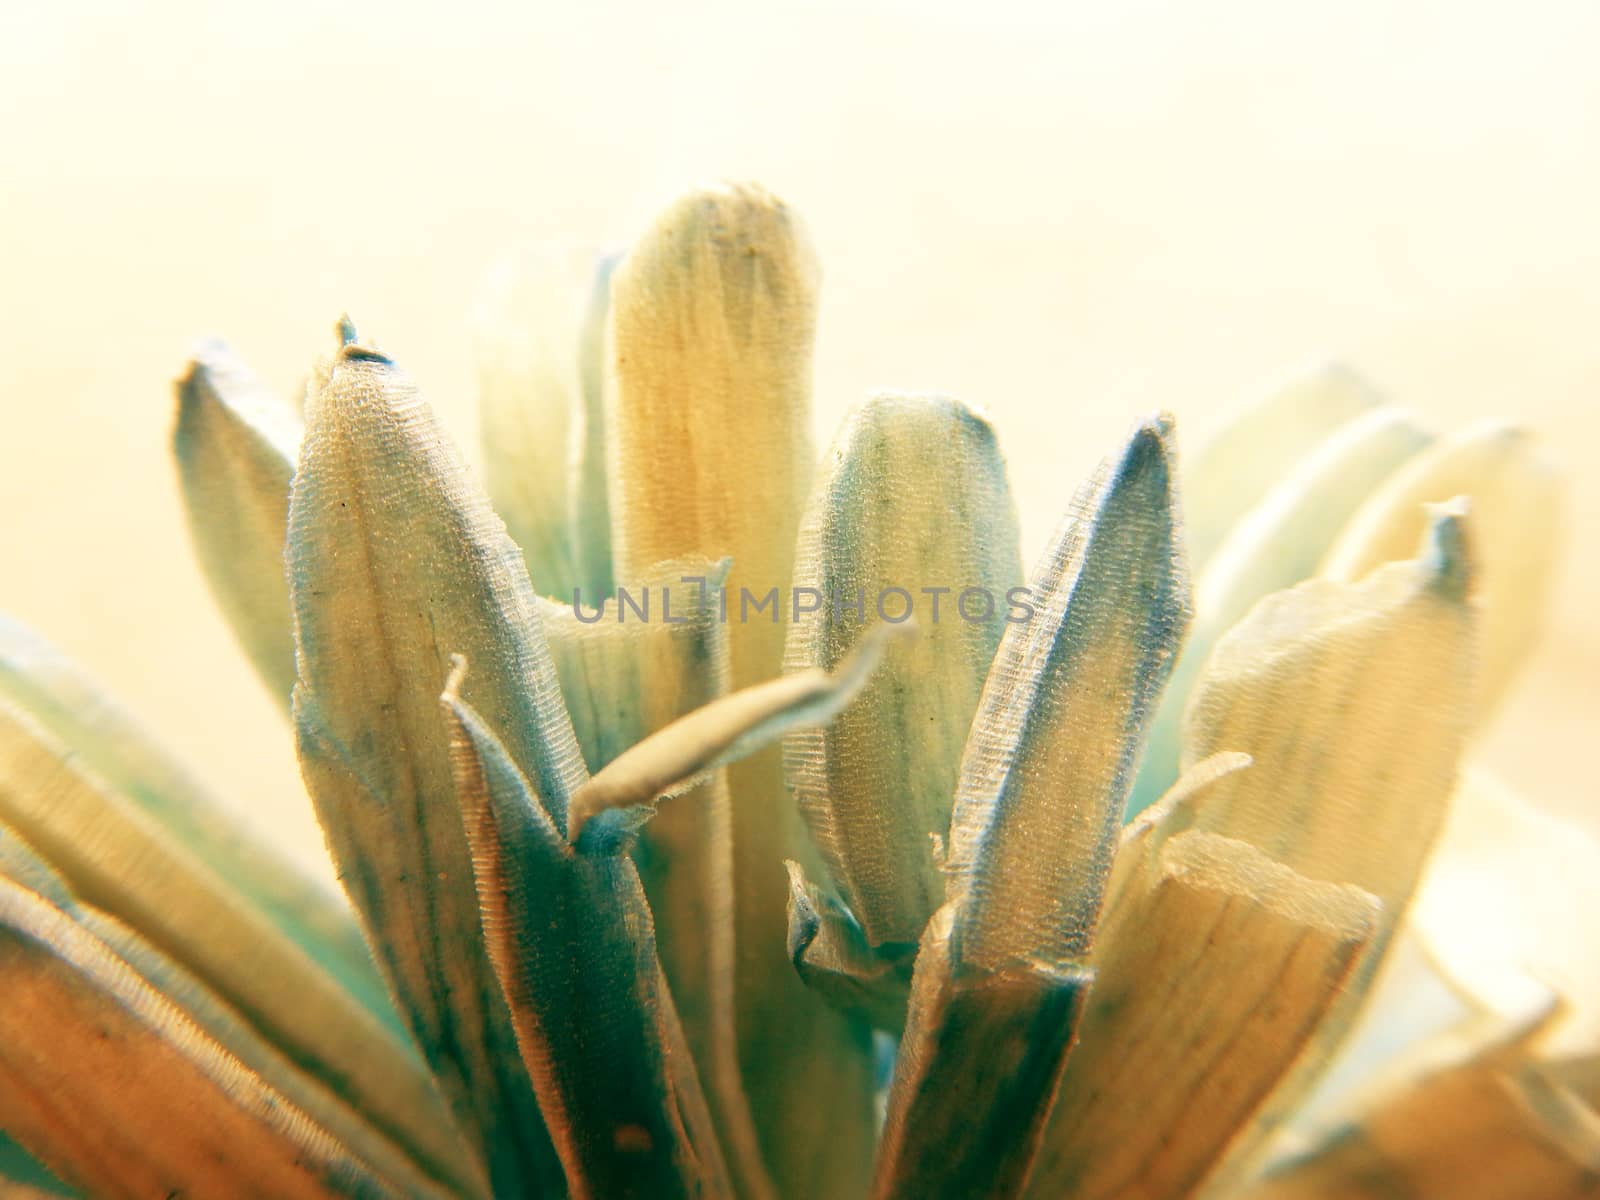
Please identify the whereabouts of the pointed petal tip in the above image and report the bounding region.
[1131,408,1177,452]
[1422,497,1476,604]
[1111,411,1180,496]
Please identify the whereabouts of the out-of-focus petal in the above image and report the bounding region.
[1322,422,1565,723]
[173,340,302,705]
[1129,405,1431,818]
[475,247,616,601]
[1414,768,1600,1058]
[1183,362,1384,571]
[0,873,425,1199]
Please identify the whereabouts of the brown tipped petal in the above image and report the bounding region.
[874,417,1190,1197]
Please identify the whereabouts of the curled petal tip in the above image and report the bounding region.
[338,341,393,366]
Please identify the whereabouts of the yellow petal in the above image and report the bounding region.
[1183,506,1475,909]
[609,181,873,1197]
[567,621,899,845]
[289,340,581,1193]
[173,341,302,705]
[1322,422,1565,723]
[785,391,1022,948]
[1027,820,1379,1200]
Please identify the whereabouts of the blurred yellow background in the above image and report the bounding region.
[1,1,1595,875]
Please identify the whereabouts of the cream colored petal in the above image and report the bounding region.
[289,340,585,1194]
[609,181,873,1198]
[540,558,772,1200]
[1180,505,1478,1191]
[1128,405,1431,818]
[475,247,616,600]
[1322,422,1565,723]
[1414,768,1600,1058]
[0,613,391,1024]
[0,875,412,1200]
[1026,825,1379,1200]
[945,414,1191,969]
[784,391,1022,949]
[0,700,471,1194]
[441,676,729,1200]
[1184,362,1384,571]
[173,341,302,705]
